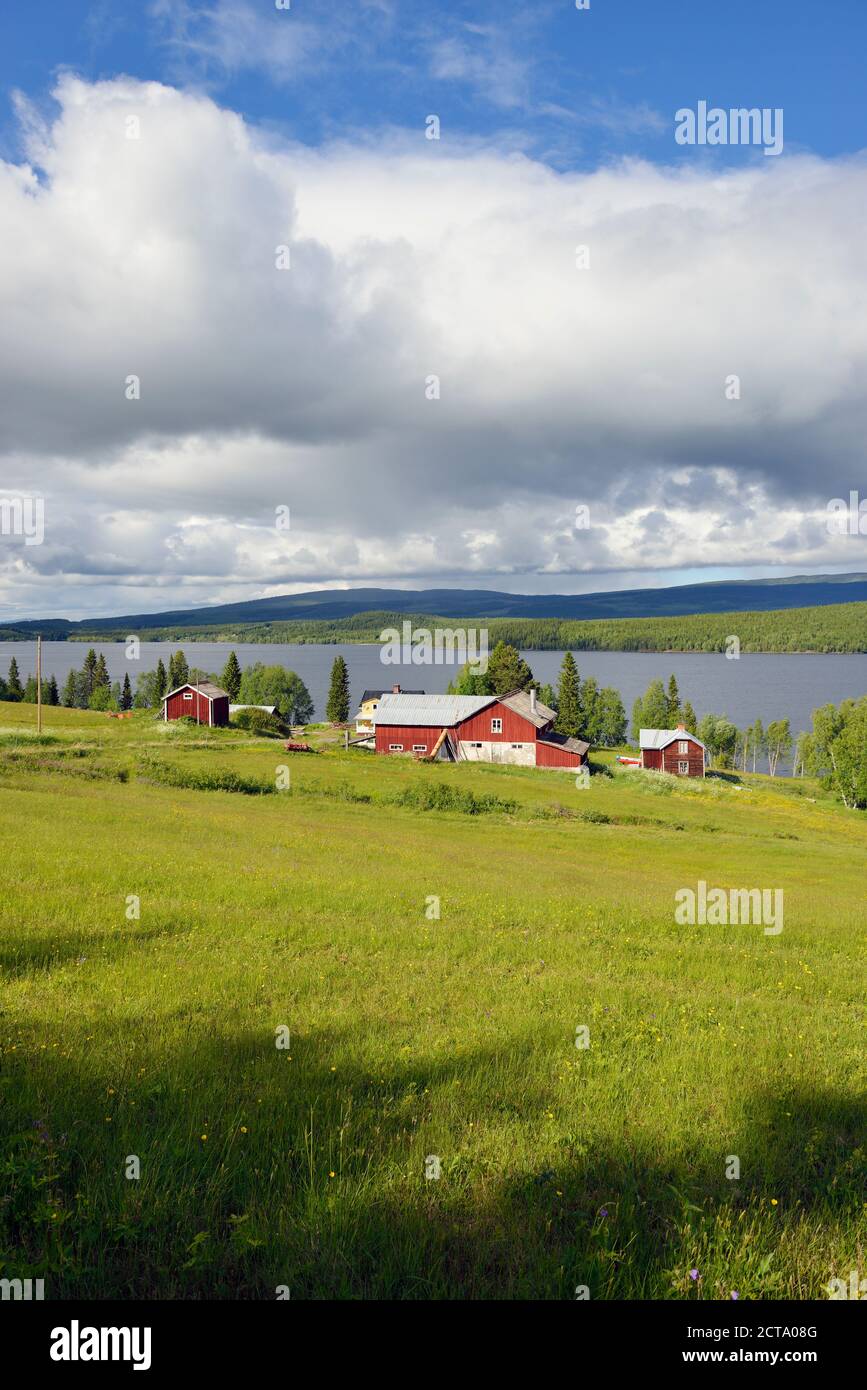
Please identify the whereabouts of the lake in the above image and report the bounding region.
[2,641,865,770]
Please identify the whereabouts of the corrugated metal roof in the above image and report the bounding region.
[538,732,590,756]
[500,689,556,728]
[163,681,228,702]
[640,728,706,751]
[373,692,495,727]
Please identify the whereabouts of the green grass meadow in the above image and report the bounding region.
[0,704,864,1299]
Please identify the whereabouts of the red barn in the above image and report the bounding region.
[639,724,706,776]
[373,688,588,770]
[162,681,230,728]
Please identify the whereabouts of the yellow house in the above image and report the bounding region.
[355,685,423,735]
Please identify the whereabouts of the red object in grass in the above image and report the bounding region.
[283,741,312,752]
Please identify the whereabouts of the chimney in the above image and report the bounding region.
[529,687,537,714]
[676,722,685,730]
[392,684,401,694]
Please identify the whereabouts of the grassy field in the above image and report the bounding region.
[0,703,864,1300]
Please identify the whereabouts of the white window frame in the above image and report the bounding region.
[388,743,403,752]
[468,741,483,748]
[678,740,689,754]
[183,692,193,701]
[678,760,689,775]
[412,744,427,753]
[491,717,503,733]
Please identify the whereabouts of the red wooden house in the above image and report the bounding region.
[373,688,588,769]
[639,724,706,776]
[162,681,230,727]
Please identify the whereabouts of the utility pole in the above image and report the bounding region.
[36,634,42,734]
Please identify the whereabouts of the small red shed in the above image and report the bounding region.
[639,724,706,776]
[162,681,230,728]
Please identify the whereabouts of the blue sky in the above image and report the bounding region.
[3,0,866,168]
[1,1,866,618]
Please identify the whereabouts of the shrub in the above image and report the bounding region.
[139,759,274,795]
[390,783,517,815]
[233,708,284,736]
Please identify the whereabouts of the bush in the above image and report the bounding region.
[139,759,275,795]
[390,783,517,815]
[232,708,284,736]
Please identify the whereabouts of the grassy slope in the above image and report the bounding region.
[0,705,864,1300]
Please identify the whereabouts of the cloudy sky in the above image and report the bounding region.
[1,0,866,621]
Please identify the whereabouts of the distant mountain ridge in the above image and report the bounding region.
[5,569,867,636]
[4,573,867,635]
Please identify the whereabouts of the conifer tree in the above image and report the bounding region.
[486,641,534,695]
[326,655,351,724]
[168,650,189,689]
[62,669,77,707]
[221,651,242,700]
[681,700,698,734]
[554,652,581,737]
[121,674,133,710]
[47,674,59,706]
[7,657,24,700]
[666,673,681,723]
[83,648,98,694]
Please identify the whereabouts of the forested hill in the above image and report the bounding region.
[5,600,863,654]
[3,571,867,637]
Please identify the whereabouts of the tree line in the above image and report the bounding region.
[44,600,867,653]
[0,649,314,725]
[447,642,628,746]
[4,643,864,804]
[796,697,867,808]
[630,673,797,774]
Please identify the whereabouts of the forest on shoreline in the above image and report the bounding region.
[2,599,864,654]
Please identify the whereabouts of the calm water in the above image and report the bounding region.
[3,641,866,757]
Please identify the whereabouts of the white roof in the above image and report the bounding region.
[229,704,277,715]
[640,728,707,751]
[163,681,228,703]
[373,692,494,727]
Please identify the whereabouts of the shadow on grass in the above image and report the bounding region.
[1,1020,862,1299]
[0,922,187,981]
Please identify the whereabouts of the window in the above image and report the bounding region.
[491,718,502,733]
[412,744,427,752]
[183,692,193,701]
[468,741,482,748]
[511,743,524,749]
[678,740,689,754]
[678,760,689,775]
[388,743,403,752]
